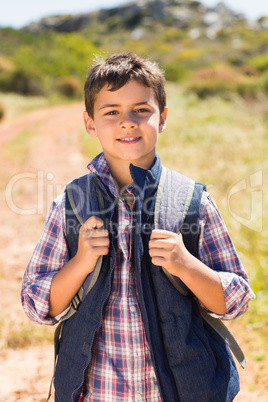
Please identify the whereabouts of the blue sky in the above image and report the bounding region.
[0,0,267,28]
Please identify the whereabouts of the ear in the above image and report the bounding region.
[159,107,168,133]
[83,111,98,138]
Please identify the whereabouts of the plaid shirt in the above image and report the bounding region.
[22,153,254,401]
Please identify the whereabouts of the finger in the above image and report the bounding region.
[87,244,110,257]
[150,230,182,242]
[151,256,165,266]
[149,237,174,250]
[82,236,110,257]
[80,216,104,232]
[87,237,110,247]
[149,248,166,259]
[98,247,109,256]
[150,229,175,239]
[85,229,109,239]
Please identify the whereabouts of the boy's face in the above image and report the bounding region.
[84,79,167,171]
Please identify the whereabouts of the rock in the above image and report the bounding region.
[23,0,252,34]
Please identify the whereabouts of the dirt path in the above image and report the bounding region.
[0,102,267,401]
[0,102,86,401]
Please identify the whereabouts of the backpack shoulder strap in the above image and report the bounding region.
[65,177,105,319]
[180,181,206,257]
[154,166,247,369]
[154,166,204,295]
[154,166,197,234]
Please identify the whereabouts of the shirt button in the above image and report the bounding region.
[124,219,130,227]
[135,392,142,401]
[222,279,229,287]
[130,306,136,313]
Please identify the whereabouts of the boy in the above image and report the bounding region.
[22,52,255,401]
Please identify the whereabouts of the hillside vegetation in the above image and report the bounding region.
[0,0,268,103]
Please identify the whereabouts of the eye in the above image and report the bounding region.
[135,108,150,113]
[105,110,118,116]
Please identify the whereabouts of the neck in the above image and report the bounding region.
[109,161,133,190]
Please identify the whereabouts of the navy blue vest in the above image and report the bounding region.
[54,159,239,401]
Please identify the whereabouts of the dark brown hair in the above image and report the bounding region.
[84,52,166,118]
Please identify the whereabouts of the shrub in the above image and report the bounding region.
[176,48,204,62]
[0,101,5,121]
[0,55,14,73]
[54,76,83,98]
[0,67,45,96]
[189,1,202,8]
[185,66,261,99]
[241,65,259,77]
[185,67,241,98]
[236,79,261,100]
[164,63,188,82]
[260,72,268,95]
[249,53,268,73]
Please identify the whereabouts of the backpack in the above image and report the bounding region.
[46,166,246,401]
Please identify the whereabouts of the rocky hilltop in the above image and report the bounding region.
[25,0,268,35]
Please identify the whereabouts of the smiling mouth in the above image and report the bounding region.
[118,137,141,143]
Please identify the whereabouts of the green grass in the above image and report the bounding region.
[0,92,78,120]
[6,324,54,349]
[2,130,33,165]
[79,126,102,160]
[0,93,49,119]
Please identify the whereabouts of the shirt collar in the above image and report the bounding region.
[129,153,162,190]
[87,152,162,198]
[87,153,118,196]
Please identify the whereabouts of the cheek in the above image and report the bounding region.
[94,122,111,138]
[146,119,161,138]
[147,114,162,129]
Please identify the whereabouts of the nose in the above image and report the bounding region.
[120,112,138,129]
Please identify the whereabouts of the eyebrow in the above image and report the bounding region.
[99,101,151,110]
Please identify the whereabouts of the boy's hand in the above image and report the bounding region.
[75,216,110,274]
[49,216,109,317]
[149,229,192,276]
